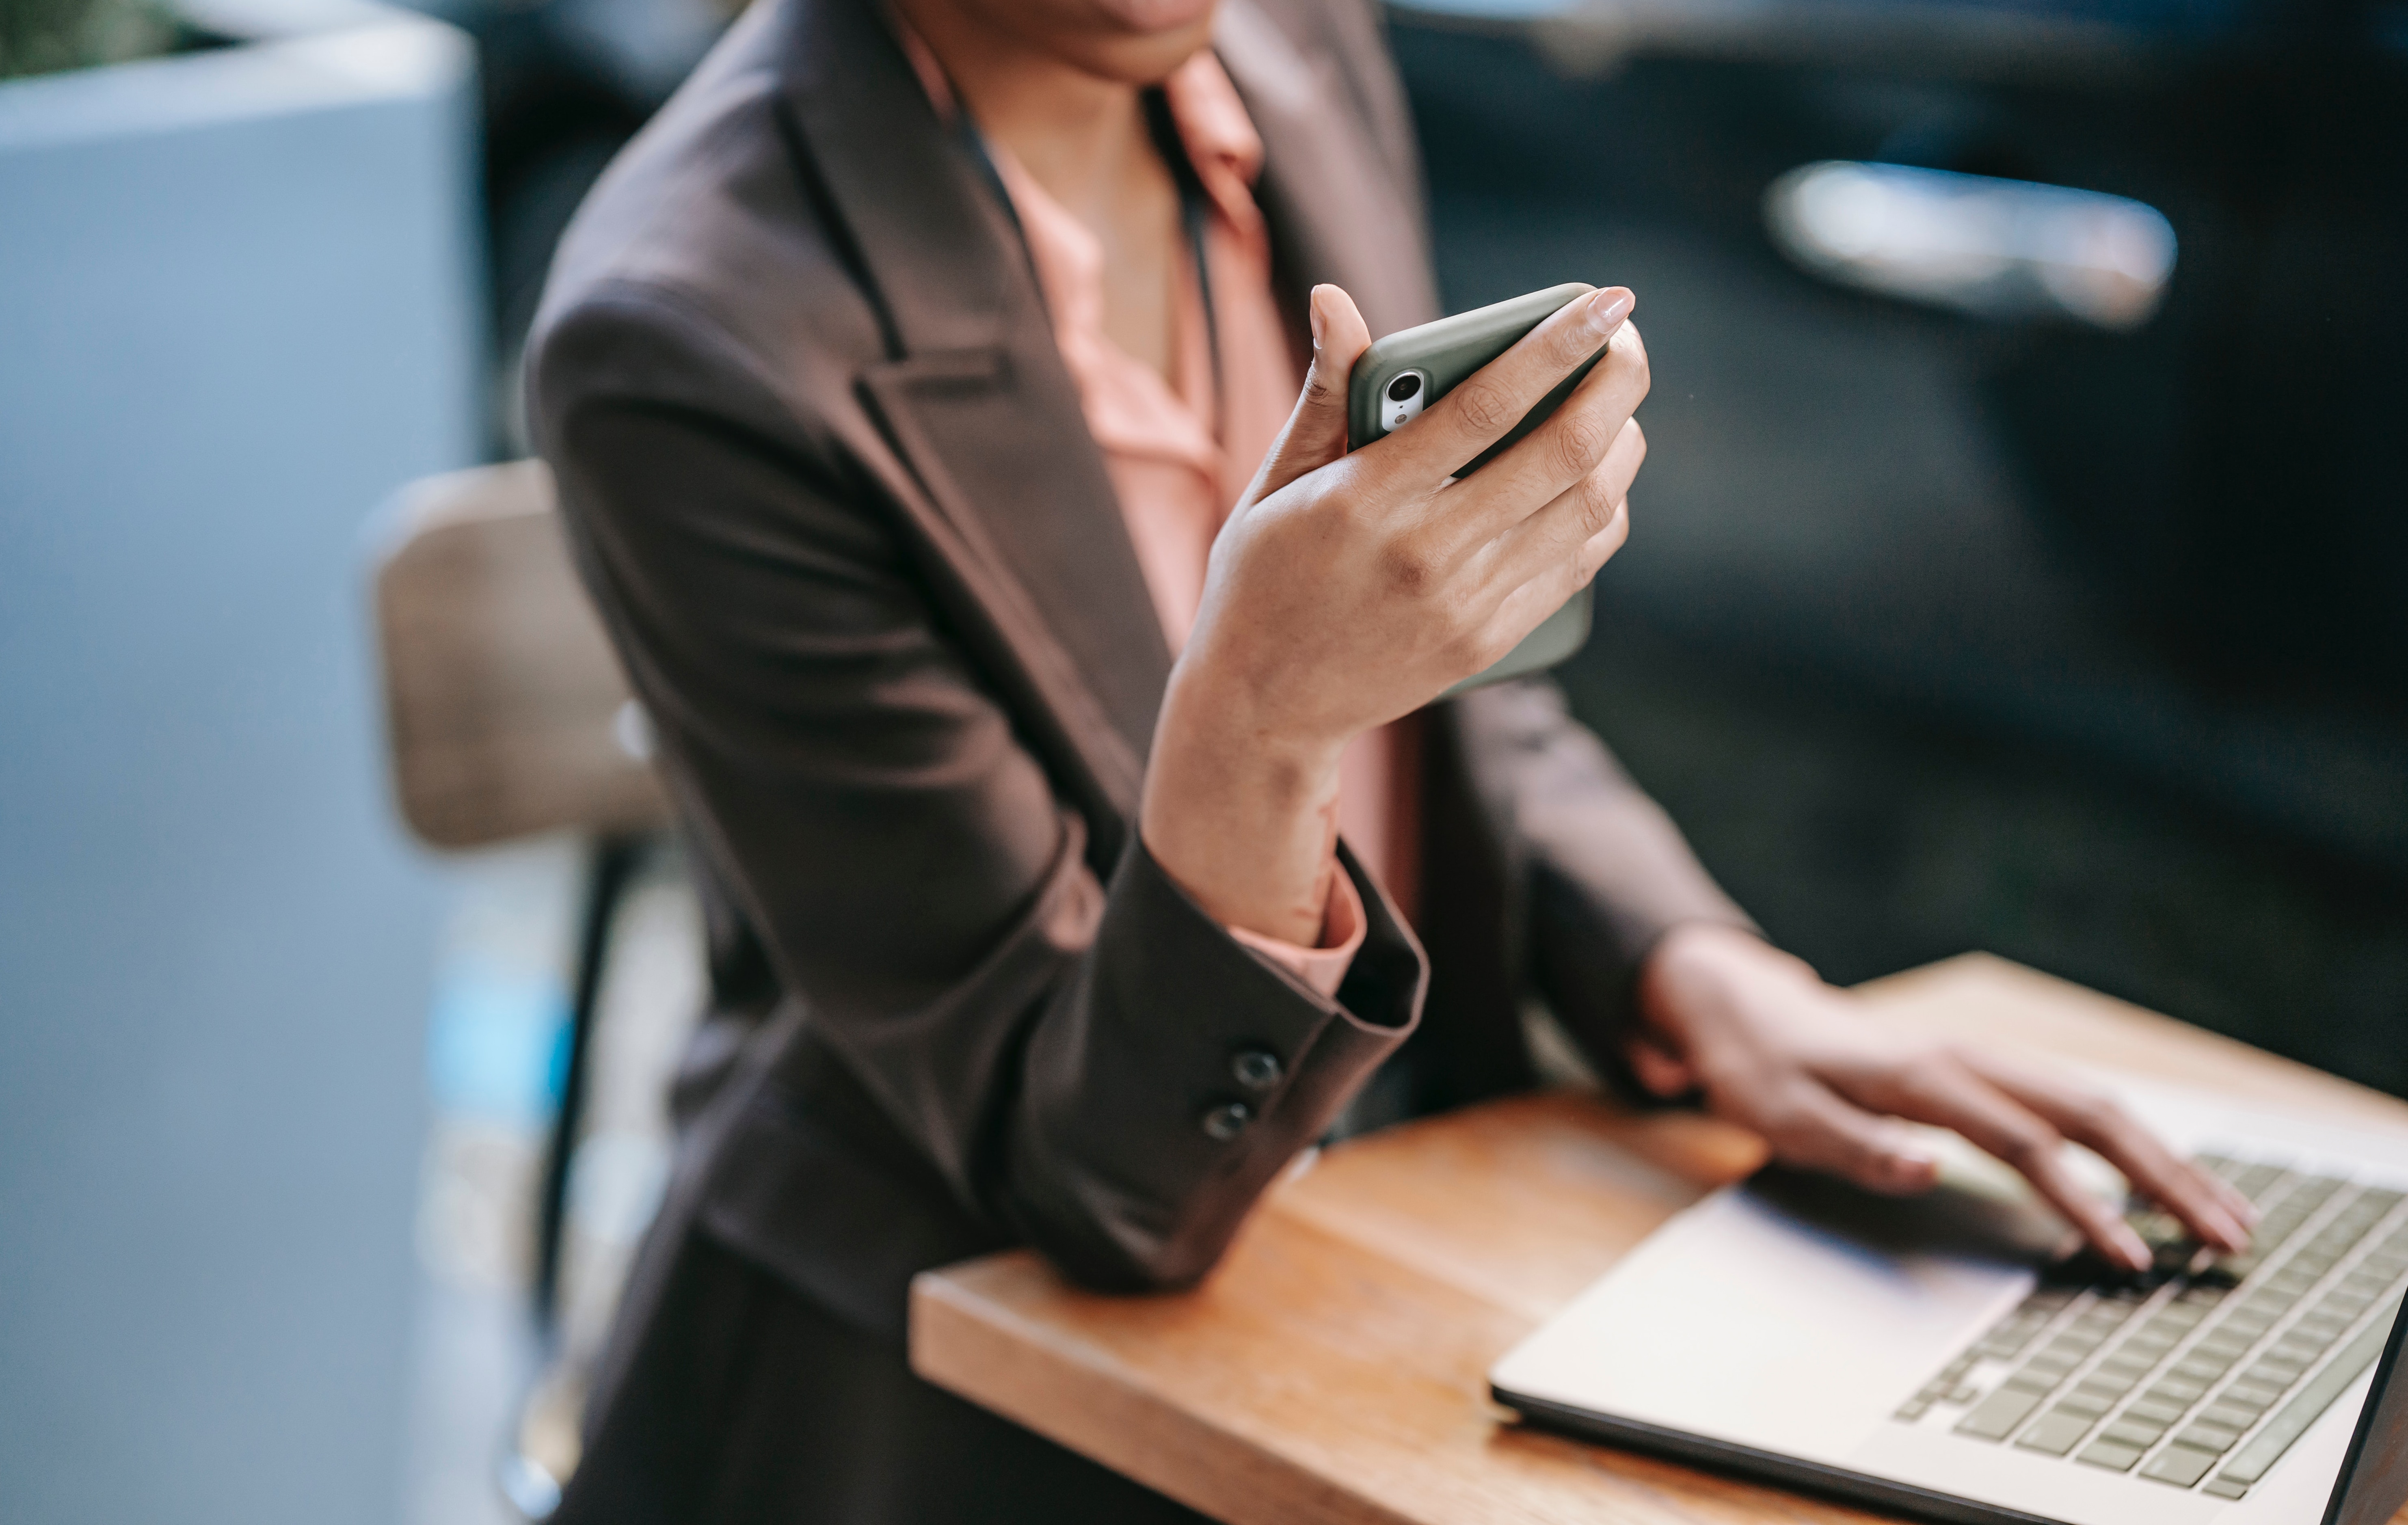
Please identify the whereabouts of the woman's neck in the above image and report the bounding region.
[892,0,1189,380]
[893,0,1153,228]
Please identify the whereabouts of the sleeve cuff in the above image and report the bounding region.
[1223,864,1366,1002]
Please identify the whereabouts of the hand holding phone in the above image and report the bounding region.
[1143,282,1644,942]
[1346,283,1615,694]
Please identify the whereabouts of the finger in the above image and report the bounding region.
[1442,317,1650,550]
[1401,285,1633,488]
[1868,1059,2155,1270]
[2201,1167,2264,1227]
[1961,1049,2255,1252]
[1494,416,1645,587]
[1739,1077,1944,1196]
[1474,497,1625,663]
[1246,284,1373,503]
[1626,1030,1697,1099]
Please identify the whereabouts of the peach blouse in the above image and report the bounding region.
[900,32,1417,997]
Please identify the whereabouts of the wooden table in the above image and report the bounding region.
[911,954,2408,1524]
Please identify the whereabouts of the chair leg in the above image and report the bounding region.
[532,832,646,1337]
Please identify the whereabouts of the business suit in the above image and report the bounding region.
[528,0,1751,1516]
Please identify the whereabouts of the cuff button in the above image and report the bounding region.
[1231,1048,1284,1092]
[1201,1101,1253,1141]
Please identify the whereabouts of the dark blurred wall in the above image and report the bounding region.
[1387,8,2408,1097]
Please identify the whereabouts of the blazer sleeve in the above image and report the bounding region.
[1449,678,1759,1071]
[532,283,1424,1292]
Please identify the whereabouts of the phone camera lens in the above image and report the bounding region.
[1386,372,1422,404]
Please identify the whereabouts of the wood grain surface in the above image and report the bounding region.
[912,953,2408,1525]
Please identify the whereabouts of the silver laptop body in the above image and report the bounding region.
[1491,1077,2408,1525]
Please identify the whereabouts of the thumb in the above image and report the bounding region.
[1246,284,1373,503]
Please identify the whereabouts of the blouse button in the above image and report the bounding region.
[1231,1048,1284,1092]
[1200,1101,1253,1142]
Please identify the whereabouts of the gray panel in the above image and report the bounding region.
[0,17,478,1525]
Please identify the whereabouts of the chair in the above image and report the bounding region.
[372,458,672,1519]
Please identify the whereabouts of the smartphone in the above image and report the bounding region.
[1346,283,1609,696]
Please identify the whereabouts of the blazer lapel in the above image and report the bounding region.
[1216,0,1442,340]
[767,0,1445,853]
[775,0,1173,840]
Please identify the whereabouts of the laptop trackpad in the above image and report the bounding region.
[1490,1161,2061,1463]
[1747,1163,2071,1265]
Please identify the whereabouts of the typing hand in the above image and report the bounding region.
[1630,923,2260,1271]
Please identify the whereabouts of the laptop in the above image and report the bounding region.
[1490,1076,2408,1525]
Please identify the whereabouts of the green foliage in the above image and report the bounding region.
[0,0,184,80]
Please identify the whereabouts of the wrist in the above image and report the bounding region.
[1636,922,1800,1035]
[1141,658,1350,946]
[1159,646,1349,774]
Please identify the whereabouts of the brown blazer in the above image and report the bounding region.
[530,0,1750,1515]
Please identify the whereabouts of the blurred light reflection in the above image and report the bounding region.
[1766,160,2177,330]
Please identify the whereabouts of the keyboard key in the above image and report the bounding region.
[2103,1419,2169,1448]
[2142,1444,2221,1487]
[2005,1369,2062,1394]
[2147,1375,2207,1403]
[2229,1164,2284,1200]
[2015,1411,2095,1456]
[2174,1421,2242,1453]
[2123,1397,2190,1425]
[2216,1295,2402,1486]
[2078,1438,2146,1471]
[1956,1387,2045,1441]
[2203,1399,2268,1428]
[2056,1391,2112,1417]
[1894,1398,1930,1421]
[2203,1477,2251,1500]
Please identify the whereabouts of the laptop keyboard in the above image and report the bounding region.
[1893,1154,2408,1501]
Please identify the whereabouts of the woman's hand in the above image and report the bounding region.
[1143,283,1647,945]
[1633,923,2261,1270]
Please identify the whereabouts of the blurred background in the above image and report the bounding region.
[2,0,2402,1521]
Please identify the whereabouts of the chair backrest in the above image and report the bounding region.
[373,460,670,850]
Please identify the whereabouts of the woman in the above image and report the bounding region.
[527,0,2253,1519]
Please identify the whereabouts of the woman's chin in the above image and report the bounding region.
[1089,0,1217,35]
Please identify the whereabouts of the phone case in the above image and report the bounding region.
[1346,284,1606,698]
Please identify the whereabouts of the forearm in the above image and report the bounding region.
[1139,658,1352,948]
[1447,680,1755,1053]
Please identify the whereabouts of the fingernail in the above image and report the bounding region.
[1308,286,1329,350]
[1584,286,1634,338]
[2115,1226,2154,1272]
